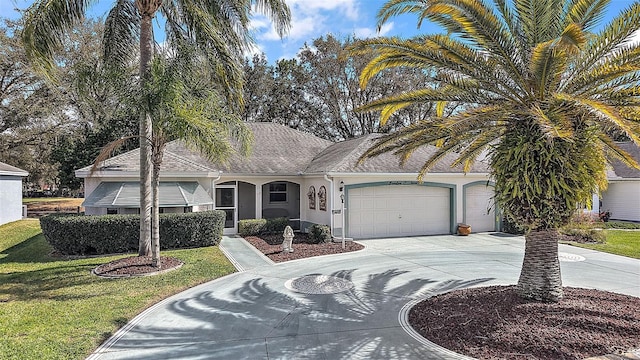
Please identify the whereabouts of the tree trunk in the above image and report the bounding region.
[151,152,161,268]
[138,13,154,256]
[151,138,165,268]
[516,229,563,302]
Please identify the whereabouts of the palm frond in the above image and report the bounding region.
[103,0,139,71]
[556,93,640,144]
[252,0,291,37]
[22,0,93,79]
[356,87,487,121]
[90,136,138,174]
[566,47,640,94]
[598,134,640,171]
[163,0,245,105]
[569,2,640,82]
[451,129,504,171]
[565,0,610,31]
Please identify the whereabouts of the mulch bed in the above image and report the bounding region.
[93,256,183,277]
[409,285,640,360]
[243,233,364,263]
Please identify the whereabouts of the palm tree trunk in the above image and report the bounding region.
[151,152,161,268]
[516,229,563,302]
[138,12,154,256]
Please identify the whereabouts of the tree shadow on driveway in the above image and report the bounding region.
[93,269,493,359]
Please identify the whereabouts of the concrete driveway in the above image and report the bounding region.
[87,233,640,360]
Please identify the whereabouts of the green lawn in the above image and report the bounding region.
[22,197,75,204]
[570,230,640,259]
[0,219,236,360]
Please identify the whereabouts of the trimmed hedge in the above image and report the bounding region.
[238,217,289,236]
[238,219,266,236]
[40,210,225,255]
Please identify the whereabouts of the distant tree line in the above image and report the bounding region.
[0,18,137,193]
[242,34,448,142]
[2,25,447,192]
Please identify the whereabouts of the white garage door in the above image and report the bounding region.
[347,185,450,238]
[464,185,495,232]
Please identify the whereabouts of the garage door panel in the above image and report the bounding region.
[348,185,450,238]
[465,185,495,232]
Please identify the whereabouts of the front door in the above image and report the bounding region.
[216,185,237,234]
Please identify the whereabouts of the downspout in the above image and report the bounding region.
[324,174,334,237]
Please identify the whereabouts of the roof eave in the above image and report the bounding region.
[75,170,221,178]
[0,171,29,177]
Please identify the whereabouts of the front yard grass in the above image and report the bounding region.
[0,219,236,360]
[569,230,639,259]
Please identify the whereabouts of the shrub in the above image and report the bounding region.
[560,227,607,243]
[40,211,225,255]
[264,217,289,234]
[501,215,525,235]
[238,219,267,236]
[310,224,332,244]
[559,212,606,243]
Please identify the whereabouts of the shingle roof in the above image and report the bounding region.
[220,122,334,174]
[76,123,333,175]
[305,133,490,174]
[609,142,640,179]
[0,161,28,176]
[76,144,216,174]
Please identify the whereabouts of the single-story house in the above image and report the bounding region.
[76,123,501,238]
[0,161,28,226]
[599,142,640,222]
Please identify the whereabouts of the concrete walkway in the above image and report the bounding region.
[88,233,640,360]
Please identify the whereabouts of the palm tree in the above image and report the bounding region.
[95,49,253,267]
[351,0,640,302]
[21,0,290,263]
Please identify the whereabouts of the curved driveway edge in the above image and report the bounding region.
[88,233,640,360]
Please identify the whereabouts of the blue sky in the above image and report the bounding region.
[2,0,638,62]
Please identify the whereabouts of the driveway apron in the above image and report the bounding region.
[88,234,640,360]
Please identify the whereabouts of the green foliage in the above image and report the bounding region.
[0,220,236,360]
[559,212,606,243]
[237,217,289,236]
[265,217,290,234]
[238,219,267,236]
[242,36,438,141]
[491,125,606,231]
[309,224,332,244]
[353,0,640,301]
[40,211,225,255]
[606,221,640,230]
[354,0,640,233]
[501,215,526,235]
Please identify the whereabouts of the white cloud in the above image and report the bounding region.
[259,13,324,41]
[354,22,394,38]
[286,0,358,21]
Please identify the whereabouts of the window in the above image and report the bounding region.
[269,182,287,203]
[107,208,118,215]
[307,186,316,210]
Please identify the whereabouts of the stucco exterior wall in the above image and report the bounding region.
[601,181,640,222]
[0,176,25,225]
[327,173,492,235]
